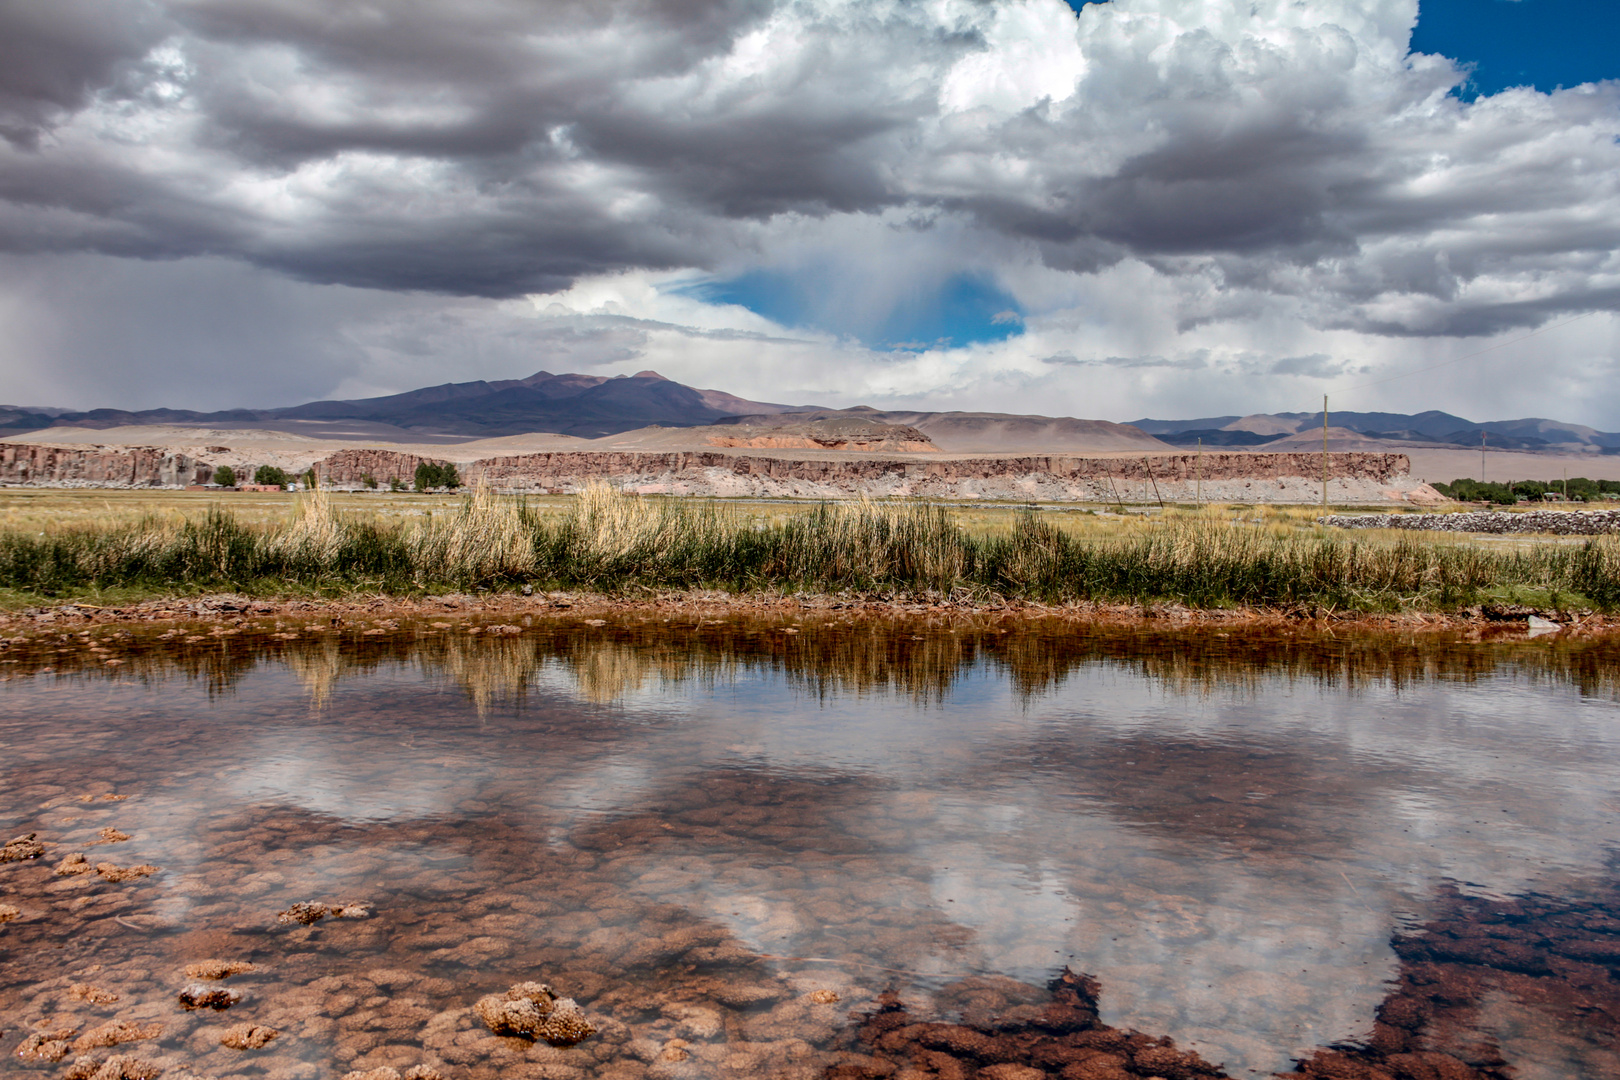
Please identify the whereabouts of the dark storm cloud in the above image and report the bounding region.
[0,0,1616,339]
[0,0,168,147]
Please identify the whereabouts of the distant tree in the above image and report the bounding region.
[1438,479,1516,505]
[213,465,236,488]
[389,476,405,492]
[360,473,378,489]
[413,461,461,491]
[254,465,289,488]
[303,468,317,490]
[1511,480,1548,501]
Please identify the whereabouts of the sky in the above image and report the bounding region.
[0,0,1618,425]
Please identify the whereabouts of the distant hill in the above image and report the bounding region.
[0,371,807,440]
[1132,410,1620,454]
[0,370,1170,451]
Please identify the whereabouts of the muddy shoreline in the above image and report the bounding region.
[2,590,1618,642]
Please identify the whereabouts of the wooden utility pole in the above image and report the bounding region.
[1321,394,1329,513]
[1105,467,1125,512]
[1145,457,1165,509]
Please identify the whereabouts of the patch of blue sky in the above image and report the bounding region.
[676,270,1025,350]
[1409,0,1620,99]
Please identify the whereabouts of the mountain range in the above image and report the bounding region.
[1131,411,1620,454]
[2,370,1615,456]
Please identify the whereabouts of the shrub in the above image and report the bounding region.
[254,465,289,488]
[213,465,236,488]
[360,473,378,490]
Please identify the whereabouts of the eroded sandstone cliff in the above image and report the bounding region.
[0,442,1434,504]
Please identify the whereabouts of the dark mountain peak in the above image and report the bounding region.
[632,370,669,380]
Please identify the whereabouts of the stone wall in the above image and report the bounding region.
[1322,509,1620,534]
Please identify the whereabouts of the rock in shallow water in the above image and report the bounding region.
[474,981,598,1046]
[178,983,241,1010]
[16,1028,78,1062]
[183,958,256,980]
[276,899,372,925]
[73,1020,163,1052]
[61,1053,162,1080]
[55,851,94,876]
[2,832,46,862]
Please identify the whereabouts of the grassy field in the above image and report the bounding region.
[1,485,1617,612]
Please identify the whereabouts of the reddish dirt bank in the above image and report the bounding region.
[0,591,1614,639]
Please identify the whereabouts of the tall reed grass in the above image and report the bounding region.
[1,482,1616,610]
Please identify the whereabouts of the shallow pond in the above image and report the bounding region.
[2,618,1619,1080]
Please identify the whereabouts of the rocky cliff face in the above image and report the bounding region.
[460,450,1424,503]
[0,443,210,487]
[313,449,439,486]
[464,449,1406,482]
[0,442,1430,504]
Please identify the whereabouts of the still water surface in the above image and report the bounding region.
[2,619,1618,1080]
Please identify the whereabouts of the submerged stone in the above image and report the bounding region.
[277,901,329,925]
[55,852,93,876]
[183,959,256,980]
[220,1022,278,1049]
[73,1020,162,1051]
[61,1054,162,1080]
[276,899,372,925]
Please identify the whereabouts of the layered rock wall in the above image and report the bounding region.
[0,442,1431,503]
[0,444,210,487]
[313,449,439,486]
[458,450,1425,504]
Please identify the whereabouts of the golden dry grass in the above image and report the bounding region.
[2,483,1618,611]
